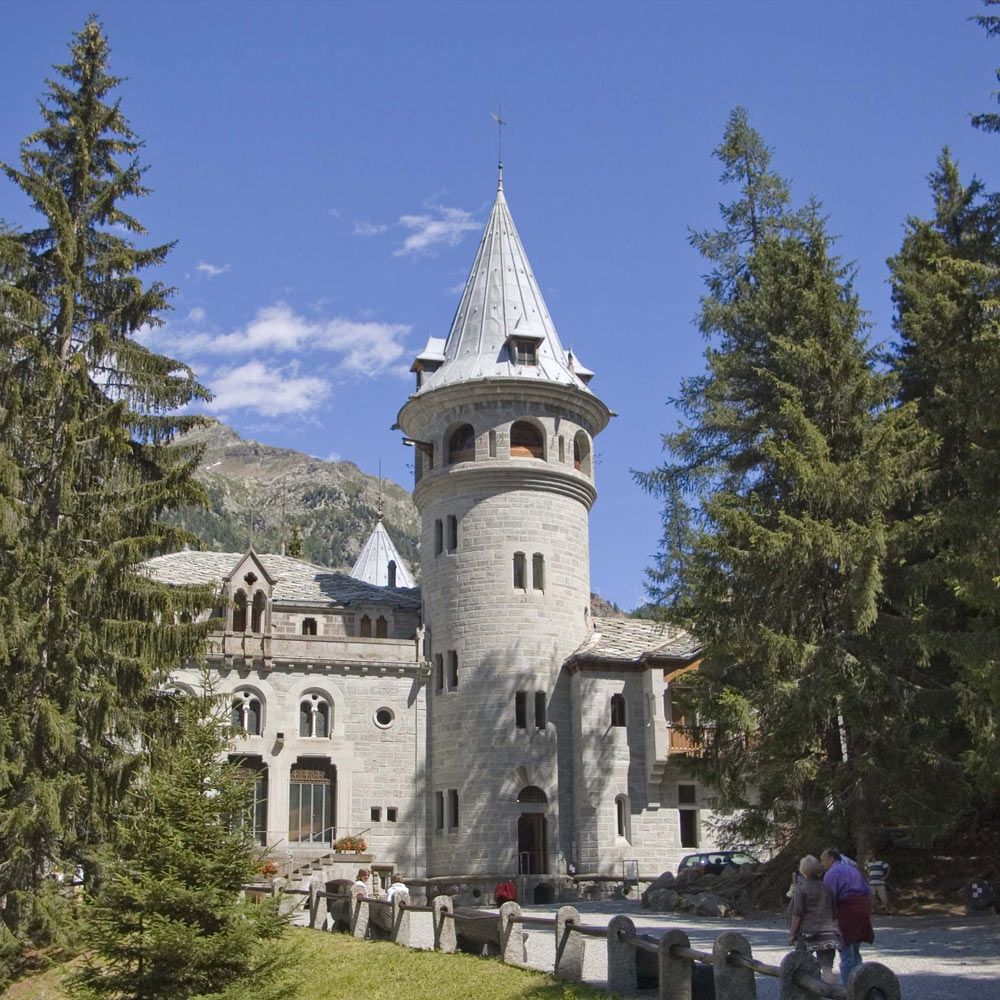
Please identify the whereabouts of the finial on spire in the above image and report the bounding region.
[376,459,384,520]
[491,107,506,189]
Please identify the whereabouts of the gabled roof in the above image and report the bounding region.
[143,550,421,610]
[411,172,595,395]
[350,520,416,589]
[568,617,701,665]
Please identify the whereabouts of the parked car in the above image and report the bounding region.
[677,850,759,876]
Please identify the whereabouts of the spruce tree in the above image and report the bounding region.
[0,19,213,947]
[636,109,928,853]
[887,151,1000,802]
[73,686,291,1000]
[972,0,1000,134]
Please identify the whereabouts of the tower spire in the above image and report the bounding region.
[491,107,506,190]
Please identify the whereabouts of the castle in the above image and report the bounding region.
[146,169,722,886]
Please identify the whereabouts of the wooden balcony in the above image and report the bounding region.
[667,724,699,754]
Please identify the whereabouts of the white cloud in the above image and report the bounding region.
[196,261,230,277]
[324,450,342,463]
[144,302,412,378]
[353,220,388,237]
[327,208,342,218]
[394,204,479,257]
[446,281,466,295]
[186,306,206,323]
[205,361,330,416]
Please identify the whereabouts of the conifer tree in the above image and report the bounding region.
[73,686,291,1000]
[636,109,928,853]
[972,0,1000,133]
[887,151,1000,802]
[0,19,213,946]
[285,521,304,559]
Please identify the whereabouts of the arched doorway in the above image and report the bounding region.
[516,785,549,874]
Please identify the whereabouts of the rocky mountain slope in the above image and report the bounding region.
[165,420,420,574]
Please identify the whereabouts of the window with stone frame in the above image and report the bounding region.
[447,515,458,551]
[615,794,631,842]
[513,551,526,590]
[448,651,459,690]
[515,691,527,729]
[435,791,444,832]
[610,693,627,727]
[678,784,698,847]
[376,615,388,638]
[250,591,267,633]
[532,553,544,591]
[434,519,444,556]
[232,589,248,632]
[447,789,459,830]
[231,690,262,736]
[434,654,444,693]
[360,614,372,637]
[447,424,476,464]
[510,421,544,459]
[510,337,538,366]
[534,691,546,729]
[301,617,318,636]
[298,694,331,738]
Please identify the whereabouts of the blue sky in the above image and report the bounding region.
[1,1,998,608]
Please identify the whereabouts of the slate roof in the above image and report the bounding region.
[143,550,422,610]
[412,172,596,396]
[350,520,416,589]
[572,617,701,663]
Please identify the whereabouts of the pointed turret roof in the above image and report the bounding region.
[411,171,594,395]
[349,520,416,589]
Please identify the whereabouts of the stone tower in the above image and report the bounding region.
[398,169,611,876]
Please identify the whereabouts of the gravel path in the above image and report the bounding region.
[401,899,1000,999]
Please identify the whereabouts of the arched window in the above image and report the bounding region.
[615,794,631,841]
[611,693,627,727]
[251,591,267,633]
[574,431,592,476]
[447,424,476,464]
[517,785,548,804]
[302,617,317,636]
[387,561,397,588]
[359,614,372,637]
[232,691,262,736]
[232,590,247,632]
[375,616,388,638]
[510,421,544,460]
[299,694,332,738]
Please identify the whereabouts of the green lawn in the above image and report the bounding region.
[3,928,619,1000]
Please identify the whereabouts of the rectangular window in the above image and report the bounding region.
[448,650,459,690]
[435,791,444,831]
[513,551,526,589]
[512,338,537,365]
[532,553,545,591]
[434,519,443,556]
[447,515,458,551]
[515,691,527,729]
[678,784,697,805]
[488,430,497,458]
[534,691,546,730]
[434,654,444,693]
[387,806,398,823]
[448,789,459,830]
[371,806,382,822]
[679,808,699,848]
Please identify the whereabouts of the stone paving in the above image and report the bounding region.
[401,897,1000,999]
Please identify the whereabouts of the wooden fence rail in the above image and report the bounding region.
[249,883,901,1000]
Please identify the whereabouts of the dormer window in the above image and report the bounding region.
[510,337,537,366]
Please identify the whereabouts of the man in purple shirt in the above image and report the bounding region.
[821,848,874,984]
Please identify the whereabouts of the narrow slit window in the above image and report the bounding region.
[447,789,459,829]
[447,515,458,551]
[534,691,546,730]
[388,561,397,588]
[532,553,544,591]
[513,552,526,590]
[435,791,444,831]
[448,651,459,690]
[611,693,627,727]
[616,795,631,842]
[434,519,443,556]
[515,691,527,729]
[435,654,444,693]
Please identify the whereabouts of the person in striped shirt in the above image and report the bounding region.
[865,854,891,914]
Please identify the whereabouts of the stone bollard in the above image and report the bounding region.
[713,931,757,1000]
[432,895,456,953]
[658,928,693,1000]
[846,962,901,1000]
[499,901,525,966]
[392,894,411,947]
[308,880,328,931]
[779,949,820,1000]
[554,905,584,981]
[350,887,369,940]
[607,914,638,995]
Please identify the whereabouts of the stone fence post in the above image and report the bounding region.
[846,962,901,1000]
[779,950,820,1000]
[554,905,583,981]
[392,894,411,947]
[432,895,455,953]
[308,880,328,931]
[499,901,524,966]
[712,930,756,1000]
[607,914,637,995]
[658,928,692,1000]
[350,886,369,940]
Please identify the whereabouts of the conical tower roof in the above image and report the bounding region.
[410,172,595,395]
[349,520,416,589]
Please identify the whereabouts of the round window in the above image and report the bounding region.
[374,707,395,729]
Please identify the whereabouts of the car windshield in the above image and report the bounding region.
[729,852,756,865]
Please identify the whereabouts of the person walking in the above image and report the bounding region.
[385,874,409,904]
[788,855,840,985]
[865,853,891,914]
[821,848,874,984]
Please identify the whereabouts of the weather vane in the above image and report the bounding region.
[491,107,506,174]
